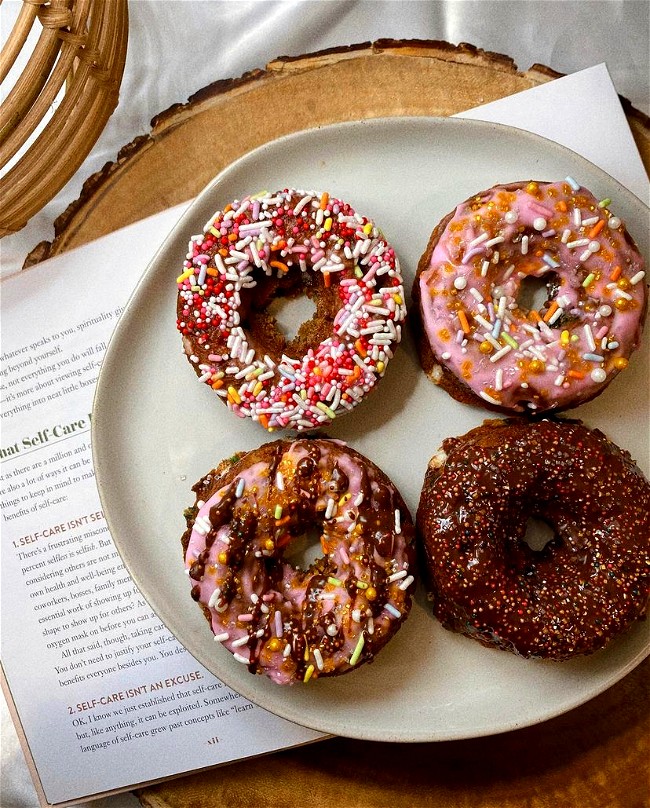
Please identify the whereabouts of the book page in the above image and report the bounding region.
[0,209,322,807]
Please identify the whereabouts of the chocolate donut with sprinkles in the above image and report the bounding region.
[417,418,650,660]
[182,439,416,684]
[176,189,406,431]
[412,179,647,413]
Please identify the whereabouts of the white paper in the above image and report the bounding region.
[1,64,648,806]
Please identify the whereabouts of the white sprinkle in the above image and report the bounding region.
[208,589,222,608]
[561,229,571,244]
[235,477,245,498]
[275,471,284,491]
[388,570,407,583]
[479,390,501,405]
[533,217,547,231]
[579,249,592,262]
[481,260,490,277]
[565,175,580,191]
[325,498,337,520]
[326,623,338,637]
[469,287,484,302]
[213,632,229,642]
[582,216,599,227]
[573,208,582,227]
[554,374,565,386]
[454,276,467,290]
[367,617,375,635]
[485,236,505,248]
[384,604,401,619]
[521,235,529,255]
[231,635,250,648]
[591,367,607,383]
[495,368,503,391]
[283,643,292,657]
[630,270,646,285]
[398,575,415,591]
[583,324,596,352]
[313,648,324,671]
[599,304,612,317]
[274,610,283,638]
[468,232,489,248]
[567,238,590,249]
[588,240,600,253]
[233,653,250,664]
[394,509,401,534]
[505,210,518,224]
[614,289,633,301]
[608,216,621,229]
[490,345,512,363]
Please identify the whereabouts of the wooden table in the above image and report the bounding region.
[26,41,650,808]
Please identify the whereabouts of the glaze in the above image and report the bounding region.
[183,439,416,684]
[177,190,406,430]
[416,180,647,412]
[417,419,650,659]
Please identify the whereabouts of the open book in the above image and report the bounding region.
[2,64,647,807]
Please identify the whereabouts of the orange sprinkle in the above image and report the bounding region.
[458,309,471,334]
[568,370,585,380]
[219,248,228,257]
[259,414,270,430]
[211,379,224,390]
[270,260,289,273]
[228,233,238,242]
[610,265,622,281]
[588,219,606,239]
[355,339,367,357]
[206,267,219,276]
[224,204,232,213]
[557,200,568,212]
[275,515,291,527]
[543,301,559,322]
[319,192,329,210]
[529,310,542,323]
[323,271,331,288]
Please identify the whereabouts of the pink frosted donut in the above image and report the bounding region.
[182,439,416,685]
[413,179,647,413]
[176,189,406,431]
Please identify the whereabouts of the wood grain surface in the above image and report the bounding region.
[29,40,648,808]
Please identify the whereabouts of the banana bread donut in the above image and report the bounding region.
[417,418,650,660]
[182,439,416,684]
[176,189,406,431]
[412,179,647,413]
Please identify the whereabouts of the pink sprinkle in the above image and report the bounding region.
[238,614,253,622]
[262,592,275,602]
[274,610,283,637]
[462,246,484,264]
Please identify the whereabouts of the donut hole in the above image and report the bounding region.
[242,267,341,360]
[516,273,559,314]
[283,524,326,570]
[522,516,556,552]
[267,295,317,342]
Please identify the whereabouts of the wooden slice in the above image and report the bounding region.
[26,40,648,807]
[137,656,649,808]
[26,39,650,266]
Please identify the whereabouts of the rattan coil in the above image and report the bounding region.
[0,0,128,237]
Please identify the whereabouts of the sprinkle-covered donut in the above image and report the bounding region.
[412,179,647,413]
[182,439,416,684]
[417,418,650,660]
[176,189,406,431]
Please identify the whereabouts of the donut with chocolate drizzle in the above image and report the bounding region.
[417,418,650,660]
[182,439,416,684]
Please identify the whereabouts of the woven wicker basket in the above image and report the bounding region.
[0,0,128,237]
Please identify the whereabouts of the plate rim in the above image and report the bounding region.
[92,115,650,743]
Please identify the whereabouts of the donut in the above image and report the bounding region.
[412,179,647,413]
[417,418,650,660]
[182,438,416,684]
[176,189,406,431]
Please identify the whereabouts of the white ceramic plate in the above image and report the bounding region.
[93,118,650,742]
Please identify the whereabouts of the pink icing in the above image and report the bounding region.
[418,181,647,412]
